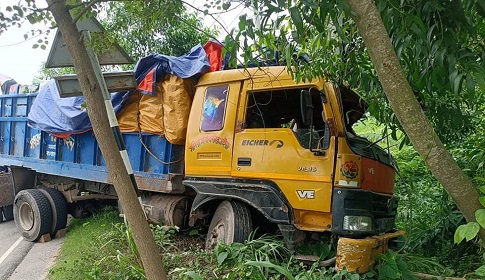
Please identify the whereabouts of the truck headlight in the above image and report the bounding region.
[342,216,373,232]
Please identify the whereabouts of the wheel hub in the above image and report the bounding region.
[18,202,34,231]
[208,222,226,248]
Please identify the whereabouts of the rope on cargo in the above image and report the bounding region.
[134,91,183,165]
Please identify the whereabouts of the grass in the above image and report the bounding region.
[48,202,482,278]
[50,208,376,279]
[48,209,128,279]
[49,208,216,280]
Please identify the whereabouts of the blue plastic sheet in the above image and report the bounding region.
[134,44,210,95]
[27,80,130,134]
[27,44,211,134]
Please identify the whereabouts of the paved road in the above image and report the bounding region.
[0,220,63,280]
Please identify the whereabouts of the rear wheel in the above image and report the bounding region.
[13,189,53,242]
[205,200,253,249]
[39,188,68,237]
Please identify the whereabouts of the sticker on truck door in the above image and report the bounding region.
[340,160,359,179]
[189,135,231,151]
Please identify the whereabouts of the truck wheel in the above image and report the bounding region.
[205,200,253,249]
[13,189,53,242]
[3,204,14,221]
[39,188,68,237]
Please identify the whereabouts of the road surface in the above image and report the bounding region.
[0,220,63,280]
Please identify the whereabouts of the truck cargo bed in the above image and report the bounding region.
[0,93,183,192]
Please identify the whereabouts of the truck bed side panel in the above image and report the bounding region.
[0,94,182,190]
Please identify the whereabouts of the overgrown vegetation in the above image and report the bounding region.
[49,117,485,280]
[355,118,485,278]
[49,208,409,279]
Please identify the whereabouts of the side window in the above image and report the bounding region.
[201,85,228,132]
[245,88,327,149]
[245,89,302,129]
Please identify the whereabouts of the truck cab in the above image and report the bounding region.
[183,66,398,248]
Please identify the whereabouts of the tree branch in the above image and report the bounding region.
[71,0,100,24]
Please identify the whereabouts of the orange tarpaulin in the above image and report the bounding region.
[117,74,195,144]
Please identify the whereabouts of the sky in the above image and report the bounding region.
[0,1,250,85]
[0,1,53,84]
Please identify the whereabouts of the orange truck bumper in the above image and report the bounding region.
[336,230,405,273]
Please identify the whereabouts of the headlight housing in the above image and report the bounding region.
[342,215,373,232]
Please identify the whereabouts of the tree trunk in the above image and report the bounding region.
[345,0,485,242]
[46,1,168,279]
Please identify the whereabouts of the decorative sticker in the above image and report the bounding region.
[340,160,359,179]
[201,85,228,132]
[30,133,41,149]
[189,135,231,151]
[63,136,75,151]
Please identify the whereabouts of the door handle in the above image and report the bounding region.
[237,157,251,166]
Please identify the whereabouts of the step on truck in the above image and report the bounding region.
[0,65,401,272]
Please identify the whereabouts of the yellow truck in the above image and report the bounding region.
[0,65,400,271]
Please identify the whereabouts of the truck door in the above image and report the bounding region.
[231,84,337,231]
[185,82,242,177]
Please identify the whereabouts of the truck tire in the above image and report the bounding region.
[13,189,53,242]
[39,188,68,237]
[3,204,14,221]
[205,200,253,249]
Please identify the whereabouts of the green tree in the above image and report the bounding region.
[35,1,215,78]
[223,0,485,242]
[100,1,217,59]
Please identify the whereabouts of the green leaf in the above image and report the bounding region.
[216,251,228,265]
[475,265,485,277]
[182,271,204,280]
[378,263,399,280]
[350,273,360,280]
[475,209,485,228]
[478,186,485,194]
[238,14,247,31]
[289,6,304,36]
[32,44,39,49]
[245,261,295,280]
[454,222,480,244]
[479,196,485,207]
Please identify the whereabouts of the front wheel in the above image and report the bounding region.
[13,189,53,242]
[205,200,253,249]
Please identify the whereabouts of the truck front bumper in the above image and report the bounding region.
[331,187,398,237]
[336,230,405,273]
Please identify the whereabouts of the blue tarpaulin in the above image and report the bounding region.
[134,44,210,95]
[27,43,212,135]
[27,80,130,135]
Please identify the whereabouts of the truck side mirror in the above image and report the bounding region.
[300,89,314,126]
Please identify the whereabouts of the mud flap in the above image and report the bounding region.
[336,230,405,273]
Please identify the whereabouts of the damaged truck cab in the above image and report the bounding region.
[183,67,399,250]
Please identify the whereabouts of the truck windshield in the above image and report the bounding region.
[245,87,326,149]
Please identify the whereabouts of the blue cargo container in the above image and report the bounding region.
[0,93,191,240]
[0,93,184,192]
